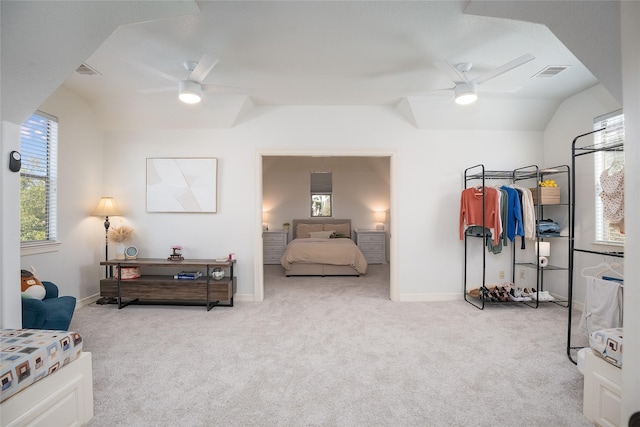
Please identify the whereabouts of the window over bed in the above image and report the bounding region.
[310,172,332,217]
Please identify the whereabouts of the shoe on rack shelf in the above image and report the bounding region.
[531,291,555,301]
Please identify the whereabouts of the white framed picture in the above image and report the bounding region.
[146,158,218,213]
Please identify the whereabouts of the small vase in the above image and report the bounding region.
[115,242,126,259]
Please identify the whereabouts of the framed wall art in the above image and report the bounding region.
[146,158,218,213]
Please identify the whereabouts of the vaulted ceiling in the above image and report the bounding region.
[3,1,620,130]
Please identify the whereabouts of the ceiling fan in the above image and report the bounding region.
[425,53,535,105]
[136,54,250,104]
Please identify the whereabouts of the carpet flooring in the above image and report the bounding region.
[72,264,591,426]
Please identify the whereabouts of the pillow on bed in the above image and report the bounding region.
[309,230,335,239]
[323,223,350,236]
[296,223,323,238]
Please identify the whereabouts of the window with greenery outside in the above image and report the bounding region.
[20,112,58,243]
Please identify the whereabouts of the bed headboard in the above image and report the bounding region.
[292,219,352,240]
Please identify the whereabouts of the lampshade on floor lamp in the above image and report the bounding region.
[92,197,121,275]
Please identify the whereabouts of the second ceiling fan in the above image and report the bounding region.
[426,53,535,105]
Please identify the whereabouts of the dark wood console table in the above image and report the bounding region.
[99,258,236,311]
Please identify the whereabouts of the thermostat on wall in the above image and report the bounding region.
[125,246,138,259]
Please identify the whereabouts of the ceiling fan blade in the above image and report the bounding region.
[124,58,180,83]
[472,53,535,85]
[138,86,175,95]
[411,86,455,96]
[476,85,522,93]
[189,54,220,83]
[434,60,467,83]
[201,83,252,95]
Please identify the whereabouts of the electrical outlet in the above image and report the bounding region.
[499,270,505,280]
[519,270,526,279]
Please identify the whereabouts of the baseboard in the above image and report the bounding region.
[234,293,257,302]
[77,293,101,308]
[399,293,461,302]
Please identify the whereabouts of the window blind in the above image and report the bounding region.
[20,111,58,243]
[310,172,332,193]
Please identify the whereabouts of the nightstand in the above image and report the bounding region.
[355,230,386,264]
[263,230,287,264]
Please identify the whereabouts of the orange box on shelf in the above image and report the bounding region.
[529,187,560,205]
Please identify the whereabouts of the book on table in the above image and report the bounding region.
[174,271,203,280]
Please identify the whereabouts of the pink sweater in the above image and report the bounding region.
[459,187,501,245]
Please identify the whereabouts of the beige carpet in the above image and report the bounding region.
[73,264,591,426]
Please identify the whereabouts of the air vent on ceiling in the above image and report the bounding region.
[532,65,569,78]
[75,63,100,76]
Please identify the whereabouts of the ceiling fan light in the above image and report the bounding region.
[178,80,202,104]
[454,81,478,105]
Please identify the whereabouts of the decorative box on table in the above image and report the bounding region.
[530,187,560,205]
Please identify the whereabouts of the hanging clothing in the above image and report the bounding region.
[510,185,535,240]
[498,188,509,248]
[465,225,503,254]
[500,186,524,242]
[577,275,623,338]
[600,166,624,224]
[460,187,502,245]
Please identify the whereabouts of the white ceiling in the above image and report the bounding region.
[44,2,614,129]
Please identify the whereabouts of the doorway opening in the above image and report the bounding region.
[255,151,397,302]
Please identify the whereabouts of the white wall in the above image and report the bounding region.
[97,105,542,300]
[542,84,621,303]
[0,121,22,329]
[620,0,640,420]
[19,87,105,302]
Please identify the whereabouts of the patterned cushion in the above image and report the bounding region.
[589,327,623,368]
[1,329,83,402]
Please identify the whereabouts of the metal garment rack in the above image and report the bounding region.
[567,129,624,364]
[463,164,570,310]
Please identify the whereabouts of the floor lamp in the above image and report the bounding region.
[92,197,121,276]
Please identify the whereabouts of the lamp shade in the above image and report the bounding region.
[92,197,121,216]
[374,211,387,223]
[535,241,550,257]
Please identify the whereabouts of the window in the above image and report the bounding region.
[20,111,58,244]
[310,172,332,217]
[593,110,624,245]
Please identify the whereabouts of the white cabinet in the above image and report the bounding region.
[355,230,386,264]
[263,230,287,265]
[583,348,622,427]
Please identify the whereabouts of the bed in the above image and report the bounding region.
[0,329,94,426]
[280,219,368,276]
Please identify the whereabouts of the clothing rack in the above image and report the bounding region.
[463,164,569,310]
[568,129,624,364]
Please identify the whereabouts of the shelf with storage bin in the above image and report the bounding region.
[263,230,287,264]
[512,165,571,308]
[99,258,236,311]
